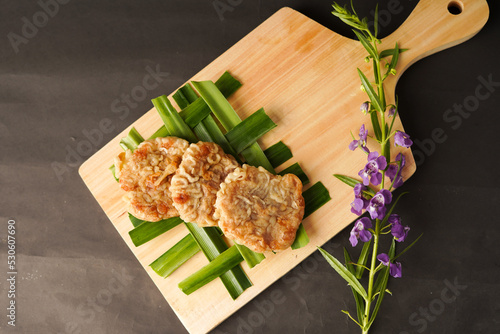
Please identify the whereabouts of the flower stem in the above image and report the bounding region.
[362,227,380,332]
[364,37,387,333]
[368,34,388,190]
[362,41,388,330]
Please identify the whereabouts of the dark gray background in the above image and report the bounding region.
[1,0,499,333]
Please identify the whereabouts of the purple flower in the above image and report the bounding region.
[349,217,372,247]
[392,224,410,242]
[358,152,387,186]
[367,189,392,219]
[350,183,369,216]
[386,153,406,188]
[377,253,402,278]
[387,214,401,225]
[377,253,390,266]
[349,124,370,153]
[390,262,402,278]
[394,131,413,148]
[388,106,396,117]
[360,102,369,115]
[388,214,410,242]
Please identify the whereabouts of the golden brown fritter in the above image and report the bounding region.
[215,164,305,252]
[114,137,189,222]
[170,141,239,227]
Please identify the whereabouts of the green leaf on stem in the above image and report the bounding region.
[368,239,395,327]
[333,174,375,197]
[333,174,359,188]
[318,247,367,299]
[373,58,381,88]
[370,109,382,141]
[386,42,400,77]
[341,310,363,328]
[344,248,365,323]
[389,237,396,258]
[355,238,372,279]
[353,30,377,60]
[370,265,389,319]
[344,248,355,274]
[379,47,407,59]
[372,266,387,299]
[373,239,396,297]
[383,125,391,164]
[380,192,409,226]
[358,68,383,113]
[392,233,423,261]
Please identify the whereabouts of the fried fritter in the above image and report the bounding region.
[114,137,189,222]
[170,141,239,227]
[215,164,305,252]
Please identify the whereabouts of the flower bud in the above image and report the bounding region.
[388,106,396,117]
[360,102,369,114]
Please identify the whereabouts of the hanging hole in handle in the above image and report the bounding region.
[448,1,463,15]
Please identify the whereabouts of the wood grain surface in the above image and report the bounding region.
[79,0,488,332]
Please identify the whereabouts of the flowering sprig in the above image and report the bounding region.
[319,2,422,334]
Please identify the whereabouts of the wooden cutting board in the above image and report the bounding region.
[79,0,488,333]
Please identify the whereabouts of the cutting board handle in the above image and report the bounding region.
[384,0,489,81]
